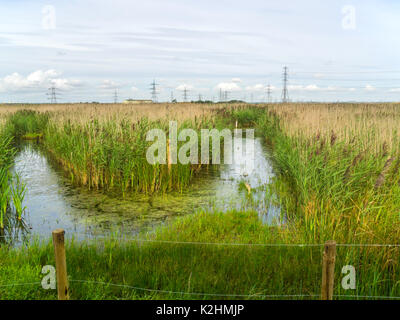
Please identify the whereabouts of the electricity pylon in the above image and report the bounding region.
[150,79,159,102]
[281,66,289,103]
[47,86,59,103]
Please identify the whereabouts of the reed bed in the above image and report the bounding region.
[0,103,230,125]
[244,103,400,244]
[267,103,400,154]
[0,131,26,237]
[43,117,215,194]
[1,104,238,195]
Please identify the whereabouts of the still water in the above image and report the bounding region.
[12,137,280,239]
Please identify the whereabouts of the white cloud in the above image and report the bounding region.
[0,33,93,52]
[304,84,319,91]
[231,78,241,83]
[0,70,81,92]
[288,84,318,91]
[388,88,400,92]
[216,82,241,91]
[51,78,82,90]
[288,85,305,91]
[365,84,376,91]
[245,84,264,91]
[287,84,352,93]
[176,84,193,90]
[131,86,139,91]
[245,84,277,92]
[326,86,338,91]
[100,80,118,89]
[27,70,60,83]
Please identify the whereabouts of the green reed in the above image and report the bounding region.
[0,133,27,236]
[0,135,14,231]
[42,118,208,194]
[3,109,49,140]
[4,110,227,195]
[11,175,27,221]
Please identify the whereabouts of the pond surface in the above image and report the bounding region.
[10,137,280,240]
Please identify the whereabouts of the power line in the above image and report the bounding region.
[291,70,400,74]
[149,79,159,102]
[46,86,60,103]
[113,89,118,103]
[217,89,231,102]
[266,84,272,103]
[290,77,400,82]
[281,66,289,103]
[183,87,189,102]
[224,90,229,101]
[287,83,400,89]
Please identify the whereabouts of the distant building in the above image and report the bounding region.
[123,99,153,104]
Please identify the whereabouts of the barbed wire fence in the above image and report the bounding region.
[1,230,400,300]
[4,231,400,247]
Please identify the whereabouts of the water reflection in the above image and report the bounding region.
[211,137,281,224]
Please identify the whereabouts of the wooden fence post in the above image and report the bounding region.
[321,240,336,300]
[52,229,70,300]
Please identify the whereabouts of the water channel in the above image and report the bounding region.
[9,137,281,241]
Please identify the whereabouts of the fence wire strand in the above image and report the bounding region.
[69,279,319,298]
[334,295,400,300]
[3,232,400,247]
[2,280,400,300]
[2,232,400,300]
[0,282,41,288]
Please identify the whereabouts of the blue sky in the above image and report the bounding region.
[0,0,400,102]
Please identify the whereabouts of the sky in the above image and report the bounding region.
[0,0,400,103]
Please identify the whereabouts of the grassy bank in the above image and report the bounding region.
[1,209,398,300]
[0,210,318,300]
